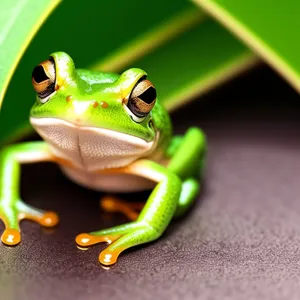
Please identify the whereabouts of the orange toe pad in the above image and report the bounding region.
[76,233,121,247]
[1,229,21,246]
[99,248,124,266]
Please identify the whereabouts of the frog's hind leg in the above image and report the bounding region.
[174,178,200,218]
[100,196,144,221]
[167,127,207,218]
[101,181,199,221]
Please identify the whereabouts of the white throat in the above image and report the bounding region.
[30,117,157,171]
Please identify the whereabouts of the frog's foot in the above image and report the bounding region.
[100,196,144,221]
[76,221,159,266]
[0,200,59,246]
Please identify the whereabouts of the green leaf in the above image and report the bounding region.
[0,0,61,107]
[193,0,300,93]
[92,7,205,72]
[130,18,257,111]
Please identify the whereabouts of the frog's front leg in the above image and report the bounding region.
[76,159,181,266]
[0,141,59,245]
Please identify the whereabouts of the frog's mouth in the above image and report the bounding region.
[30,117,157,170]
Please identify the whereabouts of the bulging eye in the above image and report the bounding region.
[32,58,56,102]
[126,79,156,122]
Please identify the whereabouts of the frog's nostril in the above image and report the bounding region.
[100,101,109,109]
[92,100,99,108]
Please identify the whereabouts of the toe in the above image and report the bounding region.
[1,228,21,246]
[19,210,59,228]
[76,233,121,247]
[38,211,59,227]
[99,248,122,266]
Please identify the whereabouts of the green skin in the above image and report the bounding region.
[0,52,206,266]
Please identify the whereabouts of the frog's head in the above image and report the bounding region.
[30,52,159,169]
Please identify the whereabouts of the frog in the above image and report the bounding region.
[0,52,207,266]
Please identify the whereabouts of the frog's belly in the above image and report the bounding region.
[61,166,155,192]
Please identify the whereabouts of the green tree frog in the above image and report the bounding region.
[0,52,206,266]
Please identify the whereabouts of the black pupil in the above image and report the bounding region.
[139,86,156,104]
[32,65,49,83]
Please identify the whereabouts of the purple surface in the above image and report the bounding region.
[1,65,300,300]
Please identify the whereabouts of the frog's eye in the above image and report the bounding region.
[32,58,56,103]
[126,79,156,122]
